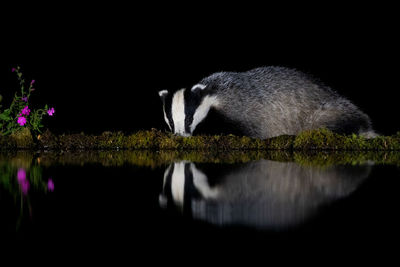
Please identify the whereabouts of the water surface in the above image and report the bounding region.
[1,151,399,260]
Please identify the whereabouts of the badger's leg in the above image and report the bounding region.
[359,130,378,138]
[310,102,375,136]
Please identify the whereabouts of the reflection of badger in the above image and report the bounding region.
[159,160,371,229]
[159,67,376,139]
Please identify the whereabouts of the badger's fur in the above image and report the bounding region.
[159,66,376,139]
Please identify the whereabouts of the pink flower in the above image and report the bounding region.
[47,179,55,192]
[30,80,35,85]
[22,96,28,102]
[12,68,16,72]
[47,107,55,116]
[17,168,27,183]
[21,106,30,116]
[17,116,27,126]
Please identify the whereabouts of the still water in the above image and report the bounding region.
[1,150,399,260]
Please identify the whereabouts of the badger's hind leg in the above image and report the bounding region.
[310,102,376,137]
[329,118,375,137]
[358,130,378,139]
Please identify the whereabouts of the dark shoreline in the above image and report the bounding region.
[1,128,400,151]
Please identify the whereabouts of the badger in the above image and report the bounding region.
[159,66,376,139]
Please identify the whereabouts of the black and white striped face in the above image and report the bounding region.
[158,84,218,136]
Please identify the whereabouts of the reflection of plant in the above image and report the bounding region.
[17,168,30,195]
[0,66,55,135]
[0,163,54,195]
[0,161,54,231]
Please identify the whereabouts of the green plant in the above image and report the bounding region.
[0,66,55,135]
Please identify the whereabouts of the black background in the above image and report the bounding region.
[1,4,399,135]
[1,4,399,262]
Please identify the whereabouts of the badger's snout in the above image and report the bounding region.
[174,131,191,137]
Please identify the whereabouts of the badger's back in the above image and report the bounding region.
[200,67,374,138]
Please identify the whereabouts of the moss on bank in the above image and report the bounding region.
[1,128,400,151]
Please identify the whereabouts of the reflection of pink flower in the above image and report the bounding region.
[21,106,30,116]
[17,168,30,195]
[17,168,26,182]
[48,179,55,192]
[17,116,27,126]
[12,68,16,72]
[47,107,55,116]
[20,180,30,195]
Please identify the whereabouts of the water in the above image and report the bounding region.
[1,151,399,261]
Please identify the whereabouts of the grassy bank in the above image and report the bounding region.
[1,128,400,151]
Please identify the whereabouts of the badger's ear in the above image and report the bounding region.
[191,84,208,94]
[158,90,169,101]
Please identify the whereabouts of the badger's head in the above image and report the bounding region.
[158,84,218,136]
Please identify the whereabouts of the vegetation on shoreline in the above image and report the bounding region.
[1,128,400,151]
[2,150,400,169]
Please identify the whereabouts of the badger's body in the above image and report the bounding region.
[159,66,375,139]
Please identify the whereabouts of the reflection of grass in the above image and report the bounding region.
[292,151,400,167]
[4,150,398,169]
[2,128,400,151]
